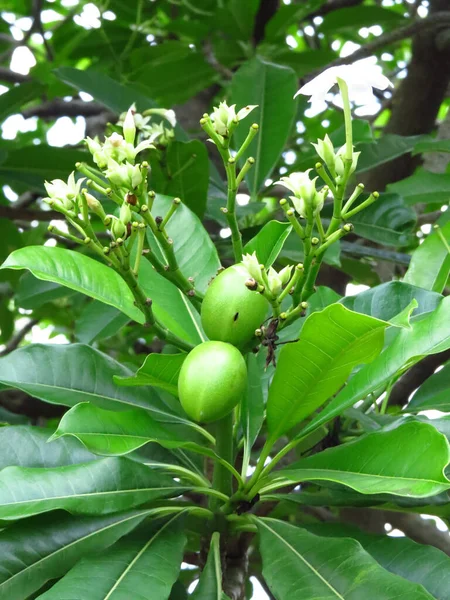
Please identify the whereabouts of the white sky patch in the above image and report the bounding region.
[46,116,86,146]
[421,515,449,533]
[2,114,37,139]
[3,185,18,202]
[340,41,361,58]
[41,9,64,23]
[10,46,36,75]
[236,193,250,206]
[29,325,69,345]
[219,227,231,239]
[346,283,370,296]
[10,25,24,41]
[304,25,315,37]
[284,150,296,165]
[387,528,405,537]
[79,91,94,102]
[251,576,270,599]
[74,3,101,29]
[15,16,32,31]
[102,10,116,21]
[286,35,297,48]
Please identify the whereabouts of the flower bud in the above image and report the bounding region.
[267,267,283,296]
[278,265,293,286]
[110,216,127,240]
[242,252,263,284]
[312,134,335,172]
[123,107,136,145]
[84,191,106,220]
[335,146,360,177]
[120,202,132,225]
[105,160,143,190]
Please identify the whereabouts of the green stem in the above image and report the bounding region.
[145,462,210,488]
[243,437,274,495]
[341,183,365,215]
[235,123,259,162]
[342,192,379,219]
[225,165,244,262]
[280,200,305,239]
[210,412,234,511]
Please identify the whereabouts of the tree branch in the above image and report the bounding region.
[0,68,30,84]
[0,319,38,357]
[0,206,60,221]
[22,99,113,120]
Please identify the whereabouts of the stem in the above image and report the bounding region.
[280,200,305,239]
[277,263,304,306]
[343,192,379,219]
[243,437,274,495]
[145,462,210,488]
[225,159,244,262]
[235,123,259,162]
[235,157,255,188]
[314,162,337,197]
[159,197,180,230]
[210,412,234,511]
[337,77,353,161]
[341,183,365,215]
[133,225,146,274]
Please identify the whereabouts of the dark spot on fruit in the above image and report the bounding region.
[234,312,239,321]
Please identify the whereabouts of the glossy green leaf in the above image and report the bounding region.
[55,67,155,113]
[267,304,388,440]
[307,523,450,600]
[0,425,96,470]
[356,135,425,173]
[403,221,450,293]
[300,296,450,439]
[231,58,298,194]
[388,169,450,205]
[319,5,406,34]
[0,146,90,190]
[38,514,187,600]
[151,141,209,218]
[351,193,416,247]
[146,195,221,294]
[413,138,450,155]
[243,221,292,267]
[137,258,204,344]
[191,532,222,600]
[0,81,44,121]
[52,403,199,456]
[273,48,337,79]
[75,301,129,344]
[115,353,186,396]
[0,457,186,520]
[0,509,150,600]
[1,246,144,322]
[256,518,433,600]
[15,273,76,309]
[341,281,442,321]
[277,422,450,497]
[408,363,450,412]
[241,354,265,475]
[0,344,183,421]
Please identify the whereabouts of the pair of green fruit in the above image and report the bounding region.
[178,265,269,423]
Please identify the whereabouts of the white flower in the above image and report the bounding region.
[44,172,85,209]
[105,160,143,189]
[145,108,177,128]
[211,101,258,136]
[295,59,392,106]
[312,134,336,172]
[242,252,263,282]
[278,265,293,287]
[335,145,360,177]
[277,170,317,202]
[267,267,283,296]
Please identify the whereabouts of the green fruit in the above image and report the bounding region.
[201,265,269,348]
[178,341,247,423]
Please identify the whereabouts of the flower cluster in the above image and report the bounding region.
[313,134,360,178]
[210,101,258,137]
[276,170,327,219]
[242,252,292,297]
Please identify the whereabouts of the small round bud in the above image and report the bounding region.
[155,216,163,226]
[140,205,148,212]
[251,123,259,131]
[105,188,112,195]
[48,225,54,232]
[187,289,195,297]
[138,222,146,230]
[279,199,287,206]
[141,161,149,169]
[300,301,308,310]
[296,263,304,271]
[199,118,207,125]
[311,237,320,245]
[104,216,112,226]
[103,247,110,254]
[188,276,195,283]
[132,221,139,228]
[245,278,258,291]
[286,209,295,217]
[315,162,322,170]
[357,183,365,190]
[167,238,173,245]
[116,237,124,245]
[280,312,287,320]
[83,237,91,245]
[148,191,156,199]
[343,223,354,233]
[248,157,255,164]
[173,197,181,205]
[75,162,81,168]
[220,207,228,214]
[228,157,236,165]
[373,191,380,199]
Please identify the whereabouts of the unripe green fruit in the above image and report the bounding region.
[178,341,247,423]
[201,265,269,348]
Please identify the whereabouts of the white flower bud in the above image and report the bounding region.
[335,146,360,177]
[312,134,336,172]
[267,267,283,296]
[110,216,127,240]
[278,265,293,287]
[120,202,132,225]
[123,107,136,145]
[242,252,263,283]
[44,172,85,210]
[105,160,143,190]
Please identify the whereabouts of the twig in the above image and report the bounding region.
[0,320,38,357]
[340,241,411,265]
[0,68,30,84]
[0,206,60,221]
[22,99,113,120]
[308,12,450,77]
[203,39,233,79]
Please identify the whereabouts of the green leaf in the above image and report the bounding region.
[191,532,222,600]
[319,5,406,34]
[306,523,450,600]
[272,48,337,79]
[351,193,416,247]
[55,67,155,113]
[256,518,433,600]
[0,146,90,191]
[1,246,144,323]
[267,304,388,440]
[129,42,216,106]
[0,81,43,121]
[299,296,450,439]
[356,135,425,173]
[231,58,298,194]
[137,258,204,344]
[388,169,450,205]
[15,273,77,309]
[413,138,450,155]
[241,354,265,475]
[0,510,150,600]
[403,221,450,293]
[146,195,221,293]
[243,221,292,267]
[151,141,210,219]
[52,402,199,456]
[277,422,450,497]
[264,1,325,40]
[37,514,187,600]
[341,281,442,321]
[0,344,183,421]
[75,301,129,344]
[114,353,186,396]
[0,457,186,520]
[0,425,96,470]
[408,363,450,412]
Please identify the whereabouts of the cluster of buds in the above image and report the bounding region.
[43,172,85,212]
[313,134,360,179]
[210,101,258,138]
[276,170,327,220]
[117,105,176,147]
[242,252,293,298]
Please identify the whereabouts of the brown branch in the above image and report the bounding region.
[0,68,30,84]
[309,11,450,76]
[389,349,450,407]
[0,206,60,221]
[0,319,38,357]
[22,99,112,120]
[311,0,365,18]
[202,40,233,80]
